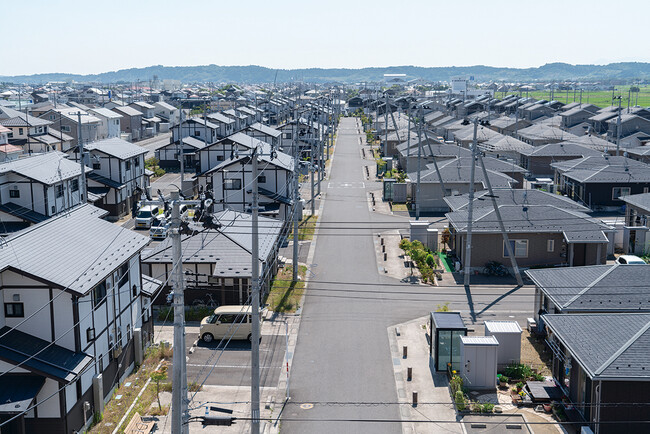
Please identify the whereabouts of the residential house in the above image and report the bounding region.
[488,116,531,136]
[88,108,122,139]
[223,108,249,130]
[517,124,579,146]
[559,104,599,129]
[542,313,650,433]
[606,114,650,144]
[206,112,236,138]
[111,106,144,141]
[129,101,159,136]
[244,122,282,149]
[526,264,650,325]
[171,117,220,145]
[0,125,22,160]
[197,146,294,221]
[446,205,612,272]
[444,189,590,213]
[0,207,160,434]
[407,162,517,212]
[552,156,650,210]
[78,138,148,219]
[155,136,206,172]
[0,152,92,233]
[0,107,55,153]
[396,141,471,173]
[518,142,603,178]
[153,101,179,129]
[480,135,533,161]
[39,108,101,148]
[621,192,650,227]
[142,209,281,306]
[196,132,270,174]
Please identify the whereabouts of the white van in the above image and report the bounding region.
[199,305,261,343]
[135,205,160,229]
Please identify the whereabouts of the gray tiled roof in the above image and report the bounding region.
[446,205,611,242]
[551,156,650,183]
[408,163,516,188]
[526,264,650,311]
[207,112,235,125]
[519,142,602,158]
[0,205,148,295]
[247,122,281,138]
[444,189,590,212]
[437,156,527,173]
[621,192,650,211]
[543,313,650,379]
[142,210,282,278]
[0,152,89,184]
[85,137,147,160]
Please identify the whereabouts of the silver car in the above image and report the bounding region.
[149,216,171,240]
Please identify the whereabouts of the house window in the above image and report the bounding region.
[125,161,131,170]
[547,239,555,252]
[224,179,242,190]
[93,162,101,170]
[504,239,528,258]
[71,179,79,192]
[93,280,107,307]
[134,158,140,167]
[19,128,23,135]
[61,125,71,132]
[132,284,138,297]
[612,187,631,200]
[194,130,201,137]
[117,262,129,287]
[4,302,24,318]
[258,175,267,184]
[56,185,64,198]
[9,189,19,198]
[283,132,292,139]
[49,114,56,120]
[644,187,649,194]
[217,155,225,161]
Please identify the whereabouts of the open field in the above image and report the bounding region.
[495,86,650,108]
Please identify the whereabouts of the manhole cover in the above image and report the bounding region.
[300,403,314,410]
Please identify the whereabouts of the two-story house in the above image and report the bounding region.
[110,106,144,141]
[0,107,55,153]
[171,117,219,145]
[244,122,281,149]
[129,102,159,137]
[88,108,122,139]
[75,138,148,219]
[153,101,179,130]
[38,108,101,148]
[206,112,236,138]
[0,206,160,434]
[0,152,93,233]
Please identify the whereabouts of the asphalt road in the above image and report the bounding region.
[137,131,172,159]
[185,326,285,388]
[282,118,535,434]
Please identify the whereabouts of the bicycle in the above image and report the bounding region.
[192,293,218,309]
[482,261,508,277]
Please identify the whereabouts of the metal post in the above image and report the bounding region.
[406,105,411,173]
[463,120,479,287]
[170,190,189,434]
[178,104,185,189]
[384,93,389,156]
[251,148,261,434]
[309,114,315,216]
[476,152,524,286]
[76,112,87,203]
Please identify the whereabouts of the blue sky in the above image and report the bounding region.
[1,0,648,75]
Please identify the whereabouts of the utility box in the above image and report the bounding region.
[392,183,407,203]
[484,320,522,369]
[460,336,499,389]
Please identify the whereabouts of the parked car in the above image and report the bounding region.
[615,255,647,265]
[135,205,160,229]
[199,305,260,343]
[149,216,171,240]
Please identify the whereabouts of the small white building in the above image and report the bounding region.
[88,107,122,139]
[484,320,522,369]
[459,335,499,390]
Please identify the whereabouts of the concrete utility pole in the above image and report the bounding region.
[384,92,389,156]
[476,152,523,286]
[615,95,622,156]
[406,104,412,172]
[415,111,423,221]
[74,112,87,203]
[309,114,315,216]
[292,108,300,282]
[250,147,261,434]
[463,119,479,287]
[170,190,189,434]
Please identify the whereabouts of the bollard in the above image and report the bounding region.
[407,367,412,381]
[381,238,384,246]
[383,252,387,261]
[382,245,385,253]
[412,391,418,407]
[403,345,408,359]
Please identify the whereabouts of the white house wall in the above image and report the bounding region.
[33,378,61,418]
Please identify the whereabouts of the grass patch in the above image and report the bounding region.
[494,86,650,108]
[265,265,307,313]
[89,344,172,433]
[391,203,409,212]
[292,215,318,241]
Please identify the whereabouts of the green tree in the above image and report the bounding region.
[150,366,168,411]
